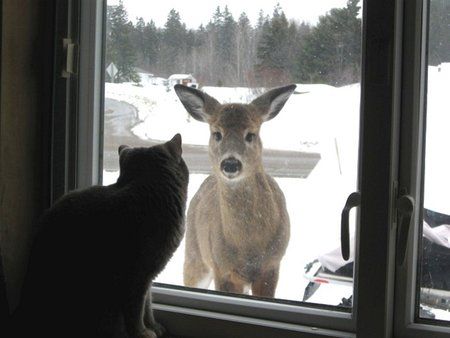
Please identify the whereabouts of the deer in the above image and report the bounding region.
[174,84,296,297]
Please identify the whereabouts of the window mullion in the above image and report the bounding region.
[51,0,80,201]
[394,0,427,334]
[354,0,402,337]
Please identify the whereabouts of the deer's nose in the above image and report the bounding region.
[220,157,242,175]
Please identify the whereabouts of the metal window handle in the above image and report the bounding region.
[341,192,361,261]
[396,195,415,266]
[62,38,77,78]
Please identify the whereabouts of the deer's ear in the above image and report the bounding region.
[251,84,296,121]
[174,84,220,122]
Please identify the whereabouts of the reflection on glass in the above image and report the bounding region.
[420,0,450,321]
[103,0,362,308]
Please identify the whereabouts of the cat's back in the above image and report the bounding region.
[42,184,119,223]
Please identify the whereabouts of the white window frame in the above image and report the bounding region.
[67,0,450,336]
[77,0,104,189]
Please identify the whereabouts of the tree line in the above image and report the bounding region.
[105,0,361,87]
[107,0,450,88]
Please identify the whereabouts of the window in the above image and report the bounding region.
[419,0,450,321]
[394,0,450,337]
[65,0,450,336]
[102,0,362,315]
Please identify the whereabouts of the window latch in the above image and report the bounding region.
[62,38,77,78]
[396,195,415,266]
[341,191,361,261]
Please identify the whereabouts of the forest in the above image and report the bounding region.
[106,0,450,88]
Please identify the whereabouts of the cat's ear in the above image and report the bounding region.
[118,145,131,156]
[165,134,182,160]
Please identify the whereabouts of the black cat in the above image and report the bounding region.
[13,134,189,338]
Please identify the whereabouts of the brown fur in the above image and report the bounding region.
[175,84,296,297]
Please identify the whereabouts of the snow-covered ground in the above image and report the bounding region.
[102,63,450,318]
[424,63,450,214]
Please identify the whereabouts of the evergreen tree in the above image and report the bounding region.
[190,24,210,83]
[142,20,160,70]
[183,28,198,76]
[286,21,311,78]
[200,6,238,86]
[256,10,270,31]
[296,0,361,85]
[212,6,223,27]
[236,12,254,84]
[218,6,238,84]
[201,20,219,85]
[210,6,225,85]
[159,9,187,76]
[132,16,146,65]
[105,1,140,83]
[103,1,365,87]
[256,4,292,86]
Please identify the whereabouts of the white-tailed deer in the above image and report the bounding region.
[174,84,296,297]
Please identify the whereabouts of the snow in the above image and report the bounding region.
[168,74,196,80]
[102,63,450,317]
[137,73,167,87]
[201,86,260,104]
[424,64,450,214]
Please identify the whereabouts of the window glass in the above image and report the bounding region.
[419,0,450,321]
[103,0,362,309]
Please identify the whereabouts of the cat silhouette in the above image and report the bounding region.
[13,134,189,338]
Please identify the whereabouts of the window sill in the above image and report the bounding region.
[154,303,354,338]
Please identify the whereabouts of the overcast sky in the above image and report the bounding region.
[108,0,350,28]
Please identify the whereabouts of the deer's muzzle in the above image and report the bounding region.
[220,157,242,179]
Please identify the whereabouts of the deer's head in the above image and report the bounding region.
[175,84,296,181]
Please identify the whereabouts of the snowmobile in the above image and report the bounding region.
[303,208,450,319]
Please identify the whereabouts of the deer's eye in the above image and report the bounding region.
[245,133,256,143]
[212,132,222,142]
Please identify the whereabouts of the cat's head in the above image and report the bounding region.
[116,134,189,189]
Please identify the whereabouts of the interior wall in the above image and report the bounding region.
[0,0,54,311]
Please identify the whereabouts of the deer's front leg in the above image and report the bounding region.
[251,267,279,298]
[214,270,246,294]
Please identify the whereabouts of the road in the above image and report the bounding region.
[103,98,320,178]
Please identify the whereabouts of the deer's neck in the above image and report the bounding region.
[217,173,279,239]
